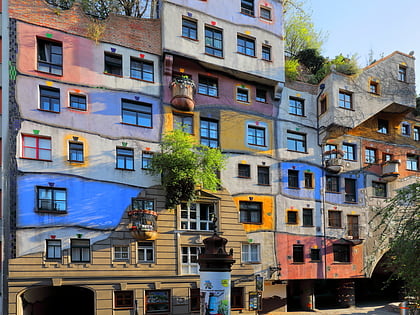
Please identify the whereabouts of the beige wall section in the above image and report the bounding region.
[8,186,258,314]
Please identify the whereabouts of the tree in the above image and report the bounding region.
[147,128,226,208]
[371,182,420,301]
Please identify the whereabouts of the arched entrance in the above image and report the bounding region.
[21,286,94,315]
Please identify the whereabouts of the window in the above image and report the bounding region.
[190,288,200,312]
[231,287,244,309]
[365,148,377,164]
[145,290,170,313]
[287,131,306,152]
[339,90,352,109]
[200,118,219,148]
[237,87,249,103]
[289,97,304,116]
[138,241,154,263]
[69,94,87,111]
[256,88,267,102]
[333,244,351,263]
[288,170,299,188]
[205,26,223,57]
[130,58,154,82]
[142,151,153,169]
[122,99,152,127]
[414,127,420,141]
[342,143,356,160]
[239,201,262,224]
[69,141,84,162]
[182,17,197,40]
[398,65,407,82]
[345,178,357,202]
[401,123,410,136]
[174,113,193,134]
[40,86,60,112]
[383,153,393,162]
[242,243,260,263]
[303,208,313,226]
[293,245,304,263]
[132,199,154,211]
[241,0,254,15]
[37,38,63,75]
[324,144,338,158]
[114,291,134,309]
[262,45,271,61]
[310,248,321,261]
[260,6,271,20]
[198,76,218,97]
[407,155,418,171]
[369,80,379,94]
[238,164,251,178]
[373,181,387,197]
[116,147,134,170]
[104,52,122,75]
[114,245,129,261]
[46,239,62,260]
[257,166,269,185]
[181,246,201,274]
[37,186,67,212]
[287,210,298,224]
[377,119,389,134]
[237,35,255,57]
[304,172,314,188]
[247,126,266,146]
[328,210,342,228]
[320,96,327,114]
[347,215,359,239]
[22,134,52,160]
[181,202,215,231]
[70,239,90,263]
[326,176,339,192]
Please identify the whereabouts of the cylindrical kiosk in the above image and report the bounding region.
[198,231,235,315]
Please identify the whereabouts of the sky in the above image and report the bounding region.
[303,0,420,93]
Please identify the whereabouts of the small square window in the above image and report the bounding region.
[401,123,411,136]
[383,153,393,162]
[247,125,266,146]
[69,94,87,111]
[37,38,63,75]
[293,244,304,263]
[289,97,304,116]
[257,166,270,185]
[262,45,271,61]
[237,35,255,57]
[342,143,356,160]
[287,210,298,224]
[114,245,129,261]
[237,87,249,102]
[174,113,193,134]
[46,239,62,260]
[373,181,387,197]
[256,88,267,102]
[326,176,339,192]
[333,244,351,263]
[288,170,299,188]
[287,131,306,152]
[198,76,218,97]
[130,58,154,82]
[40,86,60,112]
[22,134,52,161]
[328,210,341,228]
[71,239,90,263]
[37,186,67,212]
[138,241,154,263]
[69,141,84,162]
[241,0,254,16]
[377,119,389,134]
[407,155,419,171]
[116,147,134,170]
[304,172,314,188]
[114,290,134,309]
[142,151,153,169]
[182,17,197,40]
[104,52,122,76]
[303,208,313,226]
[365,148,377,164]
[339,90,352,109]
[398,65,407,82]
[122,99,153,128]
[310,248,321,261]
[239,201,262,224]
[238,164,251,178]
[369,80,379,94]
[260,6,271,20]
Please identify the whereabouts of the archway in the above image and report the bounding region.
[21,286,94,315]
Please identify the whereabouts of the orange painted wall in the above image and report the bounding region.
[233,195,274,232]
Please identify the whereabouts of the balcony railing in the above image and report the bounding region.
[170,77,196,111]
[127,209,158,240]
[381,160,400,182]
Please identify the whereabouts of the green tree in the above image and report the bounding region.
[147,128,226,208]
[371,182,420,301]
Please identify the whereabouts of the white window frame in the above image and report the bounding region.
[242,243,261,263]
[180,202,215,231]
[181,246,202,274]
[113,245,130,261]
[138,241,154,263]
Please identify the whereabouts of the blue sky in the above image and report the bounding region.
[304,0,420,93]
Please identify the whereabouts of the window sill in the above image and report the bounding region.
[130,77,155,84]
[287,187,300,190]
[240,12,255,18]
[238,176,251,179]
[197,92,219,98]
[332,262,351,265]
[325,191,340,194]
[103,72,123,77]
[68,107,87,112]
[344,201,358,204]
[289,113,306,117]
[286,222,298,225]
[240,222,263,225]
[36,210,67,214]
[20,157,52,162]
[116,167,136,171]
[241,261,261,265]
[261,58,272,62]
[68,160,85,163]
[38,109,60,114]
[257,183,271,186]
[328,226,343,229]
[121,122,153,129]
[204,53,224,59]
[302,225,314,227]
[35,69,63,77]
[287,149,308,154]
[237,52,257,58]
[181,36,199,42]
[338,107,355,111]
[291,262,305,264]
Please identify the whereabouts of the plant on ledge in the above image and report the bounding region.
[147,128,225,208]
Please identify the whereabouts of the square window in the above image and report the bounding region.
[287,131,306,152]
[288,170,299,188]
[345,178,357,203]
[326,176,339,192]
[132,198,154,211]
[302,208,313,226]
[304,172,314,188]
[130,58,154,82]
[260,6,271,20]
[342,143,356,160]
[138,241,154,263]
[181,202,215,231]
[407,155,419,171]
[377,119,389,134]
[293,244,304,263]
[256,88,267,102]
[70,239,90,263]
[200,118,219,148]
[241,0,254,15]
[347,215,359,239]
[287,210,298,224]
[190,288,201,312]
[122,99,152,127]
[247,125,266,146]
[237,87,249,102]
[365,148,377,164]
[116,147,134,170]
[142,151,153,169]
[328,210,341,228]
[104,52,122,75]
[369,80,379,94]
[262,45,271,61]
[37,186,67,212]
[114,245,129,261]
[238,164,251,178]
[257,166,269,185]
[69,141,84,162]
[40,86,60,112]
[310,248,321,261]
[174,113,193,134]
[205,26,223,57]
[398,65,407,82]
[198,76,218,97]
[383,153,393,162]
[181,246,202,274]
[182,17,197,40]
[333,244,350,263]
[69,94,87,111]
[401,123,411,136]
[22,134,52,160]
[414,127,420,141]
[114,291,134,309]
[339,90,352,109]
[324,144,338,158]
[289,97,304,116]
[145,290,170,313]
[37,38,63,75]
[46,239,62,260]
[242,243,260,263]
[239,201,262,224]
[237,35,255,57]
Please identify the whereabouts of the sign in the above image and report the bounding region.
[249,291,262,311]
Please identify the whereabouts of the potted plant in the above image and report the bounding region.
[169,76,196,111]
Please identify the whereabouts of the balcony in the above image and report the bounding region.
[381,160,400,182]
[170,77,196,111]
[127,209,158,240]
[324,150,345,174]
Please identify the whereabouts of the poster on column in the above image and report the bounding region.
[200,271,231,315]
